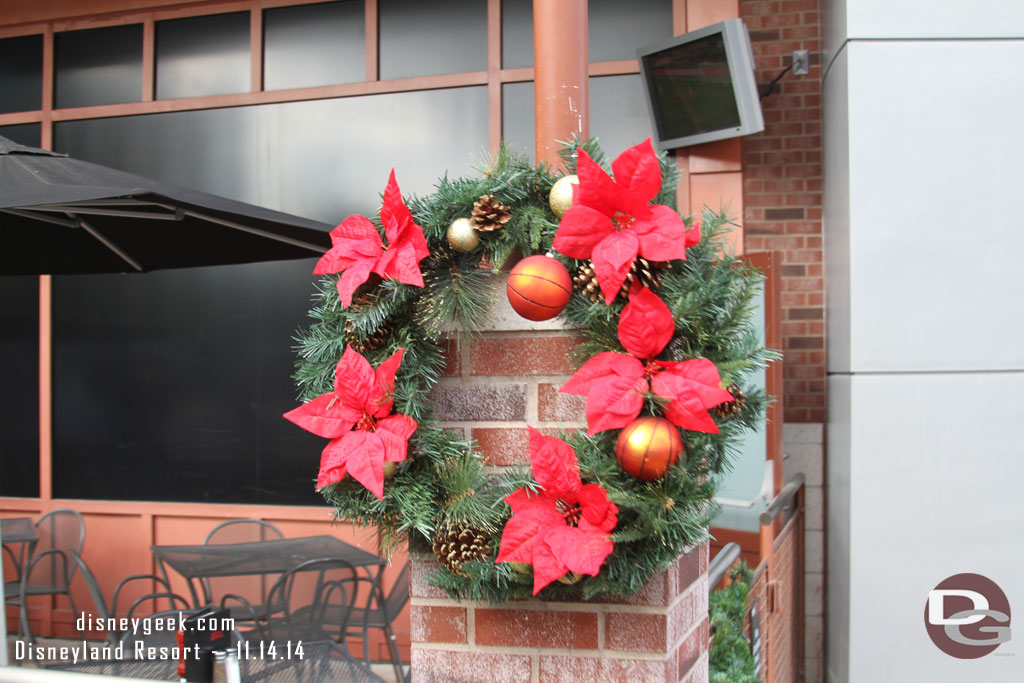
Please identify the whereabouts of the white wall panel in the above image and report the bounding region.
[823,46,851,374]
[825,375,850,683]
[821,0,848,72]
[847,0,1024,40]
[846,40,1024,373]
[845,372,1024,682]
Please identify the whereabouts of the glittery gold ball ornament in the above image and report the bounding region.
[383,461,397,479]
[549,174,579,218]
[615,417,684,481]
[446,217,480,252]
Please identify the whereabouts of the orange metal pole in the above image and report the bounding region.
[533,0,588,169]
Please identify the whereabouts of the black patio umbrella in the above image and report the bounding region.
[0,136,331,274]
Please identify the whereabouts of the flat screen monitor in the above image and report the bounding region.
[637,19,764,150]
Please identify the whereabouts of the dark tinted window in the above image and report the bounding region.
[0,34,43,114]
[590,0,673,62]
[502,0,533,69]
[55,24,143,109]
[264,1,365,90]
[502,0,673,67]
[590,74,653,158]
[51,262,324,505]
[50,86,487,504]
[0,275,40,498]
[156,12,250,99]
[0,123,41,147]
[55,87,488,222]
[379,0,486,79]
[502,81,534,162]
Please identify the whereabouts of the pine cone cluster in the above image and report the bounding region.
[471,194,511,232]
[573,257,665,303]
[432,522,491,576]
[713,383,747,419]
[343,294,395,353]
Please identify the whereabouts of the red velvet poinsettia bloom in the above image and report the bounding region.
[282,346,417,500]
[560,284,734,434]
[497,428,618,595]
[313,169,430,308]
[552,138,700,304]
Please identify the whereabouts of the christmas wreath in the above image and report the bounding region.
[287,138,775,601]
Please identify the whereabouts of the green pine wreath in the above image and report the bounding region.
[290,138,776,602]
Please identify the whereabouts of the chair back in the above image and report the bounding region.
[204,518,283,545]
[32,508,85,589]
[120,609,245,659]
[119,609,195,657]
[112,575,192,625]
[67,549,118,646]
[262,558,360,642]
[201,519,283,609]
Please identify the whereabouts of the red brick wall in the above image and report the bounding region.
[410,544,709,683]
[739,0,825,423]
[415,328,710,682]
[767,514,804,682]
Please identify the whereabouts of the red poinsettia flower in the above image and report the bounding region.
[283,345,417,500]
[497,428,618,595]
[552,138,700,304]
[560,285,733,434]
[313,169,431,308]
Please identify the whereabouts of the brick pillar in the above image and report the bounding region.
[410,543,709,683]
[412,285,711,682]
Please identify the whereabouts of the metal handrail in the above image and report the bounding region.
[759,473,805,526]
[708,542,742,590]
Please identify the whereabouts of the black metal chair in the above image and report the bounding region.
[246,558,361,645]
[69,548,192,646]
[3,508,85,643]
[346,561,410,683]
[202,518,284,627]
[118,609,201,659]
[119,608,245,661]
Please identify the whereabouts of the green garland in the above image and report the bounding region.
[291,138,776,602]
[710,562,761,682]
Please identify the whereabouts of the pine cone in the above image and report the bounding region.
[343,294,395,353]
[432,522,491,576]
[573,257,665,303]
[471,194,511,232]
[713,383,747,419]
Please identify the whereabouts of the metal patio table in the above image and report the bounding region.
[1,516,39,579]
[44,639,387,682]
[150,535,387,609]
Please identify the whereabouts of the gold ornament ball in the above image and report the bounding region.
[447,217,480,252]
[615,416,685,481]
[505,561,531,575]
[557,571,583,585]
[383,461,398,480]
[549,174,579,218]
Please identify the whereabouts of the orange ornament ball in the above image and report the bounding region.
[506,255,572,321]
[615,417,685,481]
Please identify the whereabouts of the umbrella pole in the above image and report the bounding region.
[40,274,52,501]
